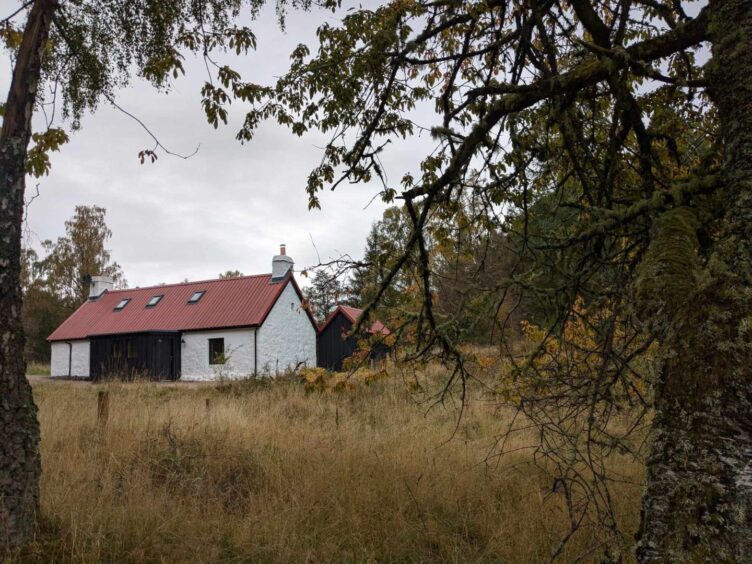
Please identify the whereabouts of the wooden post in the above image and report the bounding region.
[97,390,109,427]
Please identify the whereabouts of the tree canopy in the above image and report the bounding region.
[1,0,329,170]
[238,0,752,560]
[304,268,345,323]
[21,205,124,361]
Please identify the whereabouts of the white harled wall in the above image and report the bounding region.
[257,281,316,375]
[180,328,256,381]
[50,340,90,378]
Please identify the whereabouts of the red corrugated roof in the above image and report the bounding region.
[319,305,391,336]
[48,272,312,341]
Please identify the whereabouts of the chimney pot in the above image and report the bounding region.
[280,243,286,256]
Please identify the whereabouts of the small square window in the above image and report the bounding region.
[113,339,135,359]
[209,338,225,365]
[188,290,205,304]
[146,295,163,307]
[114,298,130,311]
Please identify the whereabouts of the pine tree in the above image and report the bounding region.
[347,207,414,316]
[305,269,344,324]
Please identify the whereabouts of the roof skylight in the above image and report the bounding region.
[114,298,130,311]
[188,290,205,304]
[146,295,163,307]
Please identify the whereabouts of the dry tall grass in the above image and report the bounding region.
[22,369,643,562]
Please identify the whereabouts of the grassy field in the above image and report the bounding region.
[22,368,643,563]
[26,362,51,376]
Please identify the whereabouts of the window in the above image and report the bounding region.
[114,298,130,311]
[112,338,135,360]
[146,295,163,307]
[209,338,225,365]
[188,290,205,304]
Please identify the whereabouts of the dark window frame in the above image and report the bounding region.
[146,294,163,308]
[114,298,130,311]
[112,338,135,359]
[209,338,225,365]
[188,290,205,304]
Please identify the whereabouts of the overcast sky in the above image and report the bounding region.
[2,1,432,288]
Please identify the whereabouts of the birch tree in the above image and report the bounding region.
[0,0,311,550]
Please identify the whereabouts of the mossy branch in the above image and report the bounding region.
[542,173,719,250]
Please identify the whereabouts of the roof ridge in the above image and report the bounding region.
[104,273,274,294]
[318,304,361,334]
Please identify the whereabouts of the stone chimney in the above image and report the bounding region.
[88,275,114,299]
[271,244,294,282]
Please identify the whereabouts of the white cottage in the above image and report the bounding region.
[47,246,317,380]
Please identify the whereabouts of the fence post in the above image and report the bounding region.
[97,390,110,427]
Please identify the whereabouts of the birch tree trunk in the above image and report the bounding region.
[637,0,752,560]
[0,0,58,551]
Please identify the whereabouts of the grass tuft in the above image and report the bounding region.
[26,362,50,376]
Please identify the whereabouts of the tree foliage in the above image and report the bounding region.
[219,269,244,278]
[40,205,125,306]
[21,205,124,361]
[20,249,66,362]
[347,207,415,311]
[304,268,345,323]
[2,0,329,172]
